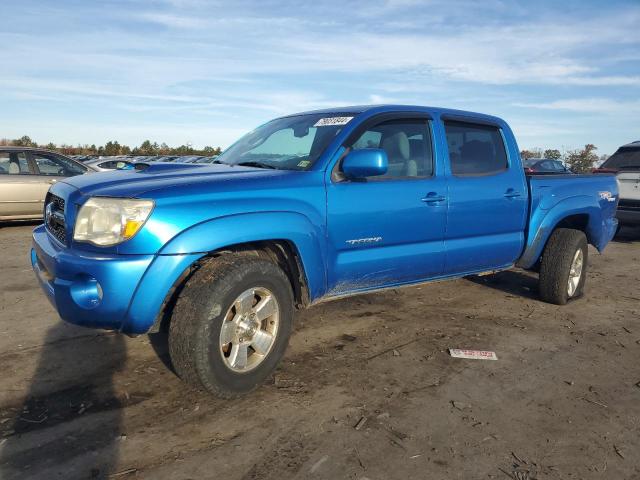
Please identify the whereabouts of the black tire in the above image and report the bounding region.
[539,228,588,305]
[168,255,294,397]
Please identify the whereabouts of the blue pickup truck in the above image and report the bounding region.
[31,105,618,396]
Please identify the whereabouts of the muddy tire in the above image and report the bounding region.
[539,228,588,305]
[168,255,294,397]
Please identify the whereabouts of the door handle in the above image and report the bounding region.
[504,189,521,198]
[421,192,446,204]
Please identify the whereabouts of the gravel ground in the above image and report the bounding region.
[0,222,639,480]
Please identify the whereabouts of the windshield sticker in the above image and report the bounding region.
[314,116,353,127]
[297,160,311,168]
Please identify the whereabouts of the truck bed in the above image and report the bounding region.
[517,173,619,268]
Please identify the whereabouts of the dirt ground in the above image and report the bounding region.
[0,223,639,480]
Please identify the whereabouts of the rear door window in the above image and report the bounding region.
[32,153,86,176]
[444,121,508,175]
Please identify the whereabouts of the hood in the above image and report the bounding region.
[62,162,288,198]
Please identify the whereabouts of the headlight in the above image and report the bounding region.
[74,198,154,246]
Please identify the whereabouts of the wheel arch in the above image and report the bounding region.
[207,239,311,308]
[158,211,325,294]
[150,239,312,335]
[517,196,602,269]
[144,211,326,334]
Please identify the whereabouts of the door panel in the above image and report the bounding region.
[327,179,447,291]
[443,120,528,274]
[0,151,45,217]
[445,173,527,272]
[326,117,446,293]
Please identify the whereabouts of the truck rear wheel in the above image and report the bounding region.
[539,228,588,305]
[168,255,294,397]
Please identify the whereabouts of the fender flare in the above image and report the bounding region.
[158,211,327,300]
[517,195,603,269]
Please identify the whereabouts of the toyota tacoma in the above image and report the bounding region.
[31,105,619,397]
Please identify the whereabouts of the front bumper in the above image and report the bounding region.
[31,225,202,334]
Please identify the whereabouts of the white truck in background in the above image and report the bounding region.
[595,141,640,228]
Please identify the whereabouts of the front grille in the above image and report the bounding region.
[618,199,640,211]
[45,193,67,245]
[49,193,65,212]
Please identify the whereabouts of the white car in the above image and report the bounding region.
[596,141,640,227]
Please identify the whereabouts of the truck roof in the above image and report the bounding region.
[288,104,505,124]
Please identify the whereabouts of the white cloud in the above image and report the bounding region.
[280,20,639,87]
[137,12,208,28]
[0,0,638,152]
[514,98,640,114]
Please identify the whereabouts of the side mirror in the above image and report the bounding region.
[342,149,388,179]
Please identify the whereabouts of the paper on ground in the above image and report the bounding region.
[449,349,498,360]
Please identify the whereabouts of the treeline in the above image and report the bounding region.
[520,145,609,173]
[0,135,222,157]
[1,135,609,173]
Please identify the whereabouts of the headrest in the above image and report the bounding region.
[382,131,410,160]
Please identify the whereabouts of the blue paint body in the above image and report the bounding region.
[30,105,619,334]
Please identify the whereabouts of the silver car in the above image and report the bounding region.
[0,147,95,220]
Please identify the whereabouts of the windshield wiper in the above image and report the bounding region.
[236,161,277,169]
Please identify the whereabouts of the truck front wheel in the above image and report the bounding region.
[538,228,588,305]
[168,255,294,397]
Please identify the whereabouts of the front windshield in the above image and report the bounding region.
[217,113,356,170]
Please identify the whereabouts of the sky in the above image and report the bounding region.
[1,0,639,155]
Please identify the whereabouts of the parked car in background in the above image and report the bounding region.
[524,158,571,174]
[72,155,98,163]
[177,156,207,163]
[191,156,220,164]
[85,158,135,171]
[31,105,618,397]
[593,140,640,227]
[129,156,152,163]
[0,147,95,220]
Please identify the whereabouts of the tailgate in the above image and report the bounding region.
[617,170,640,204]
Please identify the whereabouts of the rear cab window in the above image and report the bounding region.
[444,120,508,175]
